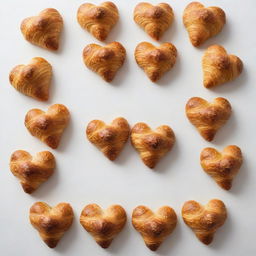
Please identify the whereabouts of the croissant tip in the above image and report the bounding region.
[146,243,160,251]
[44,238,59,248]
[97,239,112,248]
[218,180,232,190]
[21,183,35,194]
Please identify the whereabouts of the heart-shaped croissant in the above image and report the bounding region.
[202,45,243,88]
[86,117,130,161]
[200,145,243,190]
[183,2,226,47]
[21,8,63,51]
[10,150,55,193]
[134,2,174,40]
[77,1,119,41]
[182,199,227,245]
[132,205,177,251]
[25,104,70,149]
[135,42,177,82]
[131,122,175,168]
[186,97,232,142]
[83,42,126,82]
[80,204,127,248]
[9,57,52,101]
[30,202,74,248]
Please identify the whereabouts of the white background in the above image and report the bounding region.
[0,0,255,255]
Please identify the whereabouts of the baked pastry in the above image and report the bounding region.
[77,2,119,41]
[25,104,70,149]
[134,2,174,40]
[182,199,227,245]
[10,150,55,193]
[135,42,177,82]
[131,122,175,168]
[83,42,126,82]
[183,2,226,47]
[202,45,243,88]
[80,204,127,248]
[9,57,52,101]
[30,202,74,248]
[200,145,243,190]
[21,8,63,51]
[86,117,130,161]
[132,205,177,251]
[185,97,232,141]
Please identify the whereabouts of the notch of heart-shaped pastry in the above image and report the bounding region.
[182,199,227,245]
[25,104,70,149]
[200,145,243,190]
[83,42,126,82]
[86,117,130,161]
[9,57,52,101]
[10,150,55,193]
[202,45,243,88]
[134,2,174,40]
[21,8,63,51]
[183,2,226,47]
[77,1,119,41]
[185,97,232,142]
[80,204,127,248]
[132,205,177,251]
[30,202,74,248]
[135,42,177,82]
[131,122,175,168]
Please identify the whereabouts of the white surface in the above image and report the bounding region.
[0,0,255,255]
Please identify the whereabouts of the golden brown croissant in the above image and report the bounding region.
[183,2,226,47]
[9,57,52,101]
[202,45,243,88]
[186,97,232,142]
[200,145,243,190]
[135,42,177,82]
[132,205,177,251]
[21,8,63,51]
[134,2,174,40]
[80,204,127,248]
[30,202,74,248]
[86,117,130,161]
[131,122,175,168]
[10,150,55,193]
[182,199,227,245]
[25,104,70,149]
[77,1,119,41]
[83,42,126,82]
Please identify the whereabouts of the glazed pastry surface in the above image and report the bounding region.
[186,97,232,141]
[25,104,70,149]
[9,57,52,101]
[200,145,243,190]
[86,117,130,161]
[182,199,227,245]
[10,150,55,193]
[183,2,226,46]
[131,122,175,168]
[203,45,243,88]
[80,204,127,248]
[134,2,174,40]
[132,205,177,251]
[83,42,126,82]
[77,1,119,41]
[30,202,74,248]
[21,8,63,51]
[135,42,177,82]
